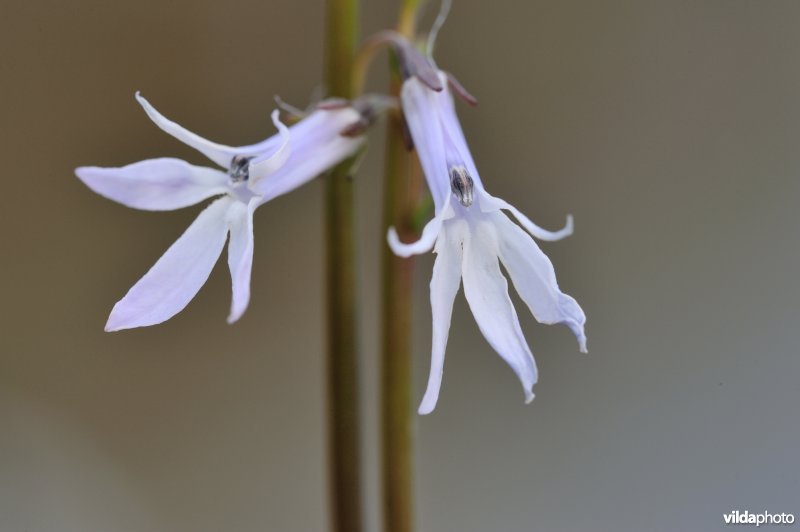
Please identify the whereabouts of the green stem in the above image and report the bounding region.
[382,4,424,531]
[324,1,362,532]
[397,0,423,37]
[381,106,420,532]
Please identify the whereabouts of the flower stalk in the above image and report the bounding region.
[381,95,421,532]
[381,3,424,532]
[324,0,363,531]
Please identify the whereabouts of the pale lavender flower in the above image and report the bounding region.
[77,93,364,331]
[390,71,587,414]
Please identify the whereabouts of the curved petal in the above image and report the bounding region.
[136,92,241,169]
[105,197,233,331]
[225,198,258,323]
[419,220,463,415]
[247,110,291,185]
[425,0,451,62]
[461,216,538,403]
[76,158,229,211]
[481,192,573,242]
[387,214,443,258]
[493,211,587,352]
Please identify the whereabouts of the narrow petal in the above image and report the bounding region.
[388,214,443,258]
[136,92,241,169]
[446,71,478,106]
[76,158,229,211]
[481,192,573,242]
[401,77,451,210]
[493,211,587,352]
[247,110,291,184]
[425,0,451,61]
[461,216,538,402]
[105,197,233,331]
[225,198,258,323]
[419,221,463,415]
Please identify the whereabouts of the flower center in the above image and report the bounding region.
[229,155,253,183]
[449,165,474,207]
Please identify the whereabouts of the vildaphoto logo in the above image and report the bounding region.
[723,510,795,526]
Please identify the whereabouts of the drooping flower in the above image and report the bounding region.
[390,70,587,414]
[77,93,364,331]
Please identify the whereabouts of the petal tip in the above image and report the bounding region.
[135,92,156,117]
[387,227,412,258]
[226,308,245,325]
[579,335,588,354]
[417,387,440,415]
[524,389,536,404]
[104,311,128,333]
[568,322,588,353]
[74,166,91,182]
[565,214,575,236]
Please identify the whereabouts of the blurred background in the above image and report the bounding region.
[2,0,799,531]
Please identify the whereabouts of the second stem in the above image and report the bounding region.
[381,64,423,532]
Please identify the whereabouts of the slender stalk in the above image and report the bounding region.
[381,104,422,532]
[382,3,424,531]
[397,0,423,37]
[324,1,362,532]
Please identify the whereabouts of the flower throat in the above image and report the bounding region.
[449,165,474,207]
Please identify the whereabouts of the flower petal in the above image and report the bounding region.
[248,109,364,202]
[263,135,363,202]
[105,197,233,331]
[493,211,587,352]
[401,77,451,211]
[76,158,229,211]
[247,110,291,185]
[388,214,443,258]
[481,192,573,242]
[461,216,538,403]
[225,198,258,323]
[419,220,463,415]
[136,92,242,169]
[434,74,485,190]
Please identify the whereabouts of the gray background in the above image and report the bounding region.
[1,1,799,531]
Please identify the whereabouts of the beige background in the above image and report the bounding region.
[2,1,799,531]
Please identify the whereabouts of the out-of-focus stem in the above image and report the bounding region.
[324,1,362,532]
[381,103,421,532]
[382,3,425,532]
[398,0,422,36]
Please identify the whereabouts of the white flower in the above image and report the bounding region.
[390,72,587,414]
[77,93,364,331]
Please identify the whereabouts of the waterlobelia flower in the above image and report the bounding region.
[389,69,587,414]
[77,93,364,331]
